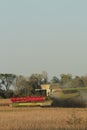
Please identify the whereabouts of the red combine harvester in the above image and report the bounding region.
[10,96,52,107]
[10,92,52,107]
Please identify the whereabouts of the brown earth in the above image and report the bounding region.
[0,99,87,130]
[0,99,11,106]
[0,107,87,129]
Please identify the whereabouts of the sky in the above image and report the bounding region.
[0,0,87,79]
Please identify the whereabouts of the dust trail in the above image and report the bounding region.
[79,90,87,103]
[50,90,87,107]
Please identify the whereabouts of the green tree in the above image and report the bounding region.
[42,71,48,84]
[0,73,16,90]
[51,76,59,83]
[29,73,43,89]
[81,75,87,87]
[60,74,72,86]
[71,76,84,88]
[14,75,35,96]
[0,73,16,98]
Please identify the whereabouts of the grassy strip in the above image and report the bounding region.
[63,87,87,91]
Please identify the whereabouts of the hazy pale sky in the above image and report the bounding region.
[0,0,87,78]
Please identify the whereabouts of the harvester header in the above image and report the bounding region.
[11,96,46,103]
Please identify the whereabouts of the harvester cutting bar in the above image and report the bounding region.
[11,96,46,103]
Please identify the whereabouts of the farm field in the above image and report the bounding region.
[0,99,87,130]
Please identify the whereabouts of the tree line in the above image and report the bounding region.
[0,72,87,98]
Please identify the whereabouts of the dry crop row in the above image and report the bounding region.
[0,106,87,130]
